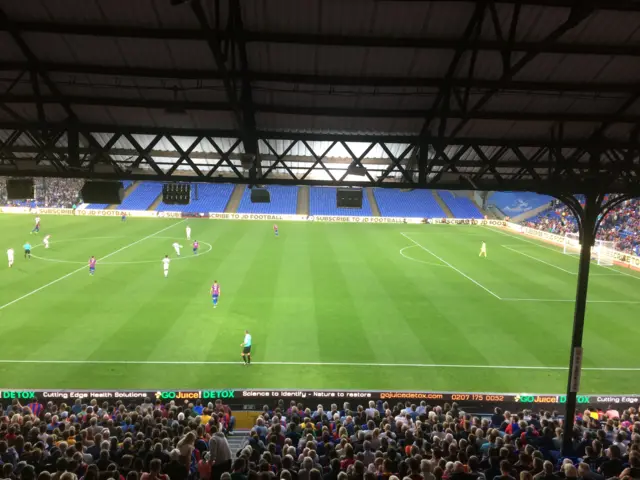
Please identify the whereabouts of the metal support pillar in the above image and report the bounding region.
[561,192,599,456]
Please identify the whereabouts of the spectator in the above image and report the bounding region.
[495,461,516,480]
[141,459,168,480]
[163,450,187,480]
[209,426,232,480]
[576,463,603,480]
[599,445,624,478]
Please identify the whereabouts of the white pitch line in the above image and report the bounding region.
[399,246,449,267]
[0,358,638,371]
[0,220,185,311]
[501,298,640,304]
[502,245,576,275]
[601,265,640,281]
[401,232,502,299]
[486,226,640,280]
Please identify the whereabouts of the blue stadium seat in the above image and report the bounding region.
[156,183,234,213]
[373,189,445,218]
[310,187,372,216]
[237,186,298,214]
[437,191,484,219]
[119,182,163,210]
[489,191,552,216]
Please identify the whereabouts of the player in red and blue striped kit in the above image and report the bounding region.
[89,256,96,275]
[274,224,278,237]
[193,240,199,254]
[210,281,221,308]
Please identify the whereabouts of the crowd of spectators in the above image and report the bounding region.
[0,397,236,480]
[3,397,640,480]
[0,178,84,208]
[234,400,640,480]
[524,198,640,256]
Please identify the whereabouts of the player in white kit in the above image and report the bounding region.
[43,234,51,249]
[163,255,170,278]
[7,248,14,268]
[172,242,183,256]
[186,225,191,240]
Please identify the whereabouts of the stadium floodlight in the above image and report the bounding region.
[346,165,367,177]
[93,164,116,174]
[15,159,38,171]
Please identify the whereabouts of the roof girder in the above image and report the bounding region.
[5,22,640,57]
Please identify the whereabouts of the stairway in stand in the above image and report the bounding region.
[227,430,250,455]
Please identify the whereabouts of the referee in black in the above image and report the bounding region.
[241,329,252,366]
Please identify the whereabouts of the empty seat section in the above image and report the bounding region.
[119,182,163,210]
[438,191,484,218]
[489,191,552,216]
[373,189,445,218]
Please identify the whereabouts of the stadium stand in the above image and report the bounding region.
[525,198,640,256]
[489,192,553,217]
[0,177,83,208]
[373,189,446,218]
[1,396,639,480]
[156,183,235,213]
[310,187,372,216]
[237,186,298,215]
[437,191,484,219]
[118,182,163,211]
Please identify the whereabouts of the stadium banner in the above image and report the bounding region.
[0,207,32,214]
[0,207,502,227]
[428,218,506,226]
[209,213,307,221]
[75,209,182,219]
[0,206,183,218]
[309,216,424,224]
[1,389,638,414]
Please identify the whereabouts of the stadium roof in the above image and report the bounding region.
[1,0,639,192]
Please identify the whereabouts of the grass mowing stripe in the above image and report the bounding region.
[1,358,640,371]
[401,232,502,300]
[0,220,185,311]
[487,226,640,280]
[501,298,640,304]
[502,245,575,274]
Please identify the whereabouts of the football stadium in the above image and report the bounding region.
[1,0,640,476]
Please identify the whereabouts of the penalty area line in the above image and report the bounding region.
[0,220,186,312]
[501,298,640,304]
[501,245,576,275]
[486,226,640,280]
[401,232,502,299]
[0,359,638,371]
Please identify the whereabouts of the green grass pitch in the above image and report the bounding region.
[1,214,639,394]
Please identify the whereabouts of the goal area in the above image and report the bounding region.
[563,232,616,266]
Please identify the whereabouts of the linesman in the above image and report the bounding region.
[241,330,252,366]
